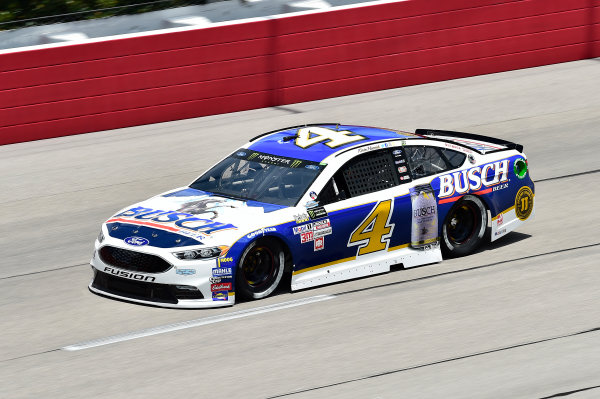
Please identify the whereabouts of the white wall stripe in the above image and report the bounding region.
[62,294,335,351]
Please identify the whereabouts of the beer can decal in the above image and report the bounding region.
[410,184,439,248]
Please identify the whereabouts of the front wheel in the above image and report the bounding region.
[441,195,487,257]
[236,238,285,300]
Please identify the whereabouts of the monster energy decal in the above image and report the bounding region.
[232,149,320,170]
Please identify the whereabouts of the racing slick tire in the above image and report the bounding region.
[236,238,285,300]
[441,195,487,257]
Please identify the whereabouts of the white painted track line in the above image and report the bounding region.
[62,295,335,351]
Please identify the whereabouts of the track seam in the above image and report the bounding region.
[267,327,600,398]
[540,384,600,398]
[535,168,600,183]
[0,263,88,280]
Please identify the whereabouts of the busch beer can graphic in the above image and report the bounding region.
[410,184,438,248]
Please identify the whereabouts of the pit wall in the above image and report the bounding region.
[0,0,598,145]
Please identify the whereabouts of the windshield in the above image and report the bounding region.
[190,149,324,207]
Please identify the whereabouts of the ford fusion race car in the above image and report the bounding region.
[90,124,534,308]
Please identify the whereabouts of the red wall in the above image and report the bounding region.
[0,0,598,145]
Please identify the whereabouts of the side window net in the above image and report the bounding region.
[342,150,398,197]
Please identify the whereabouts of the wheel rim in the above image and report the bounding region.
[447,203,478,245]
[241,246,276,289]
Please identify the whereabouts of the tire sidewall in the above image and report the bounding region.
[442,195,487,257]
[236,238,285,300]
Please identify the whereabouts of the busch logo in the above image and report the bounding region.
[439,160,509,198]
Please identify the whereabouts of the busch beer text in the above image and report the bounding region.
[439,160,509,198]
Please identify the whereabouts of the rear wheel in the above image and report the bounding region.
[441,195,487,257]
[236,238,284,300]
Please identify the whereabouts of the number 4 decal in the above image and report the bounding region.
[295,127,366,149]
[348,200,395,256]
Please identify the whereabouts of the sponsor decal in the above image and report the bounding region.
[314,237,325,251]
[246,227,277,240]
[294,213,310,224]
[493,183,509,192]
[305,200,319,208]
[400,175,411,181]
[103,266,156,282]
[313,219,330,230]
[211,282,232,292]
[307,206,328,220]
[438,160,509,198]
[515,186,534,221]
[301,231,314,243]
[291,160,302,168]
[497,212,504,226]
[393,149,402,155]
[236,151,247,157]
[124,236,149,246]
[309,191,318,200]
[212,267,232,277]
[313,227,332,238]
[212,291,228,301]
[494,228,507,237]
[514,158,527,179]
[219,257,234,264]
[410,185,438,248]
[209,276,222,283]
[176,268,196,276]
[394,159,406,165]
[468,154,476,164]
[110,206,237,237]
[397,166,407,173]
[293,224,313,235]
[305,165,320,170]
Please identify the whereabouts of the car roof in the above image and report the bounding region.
[247,124,419,163]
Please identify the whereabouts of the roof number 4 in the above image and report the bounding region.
[295,127,366,149]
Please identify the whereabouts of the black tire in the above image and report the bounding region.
[441,195,487,257]
[236,238,285,300]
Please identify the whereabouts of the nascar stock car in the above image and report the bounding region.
[90,124,534,308]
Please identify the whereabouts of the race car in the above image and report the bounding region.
[89,124,535,308]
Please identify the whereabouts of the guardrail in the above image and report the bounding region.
[0,0,598,145]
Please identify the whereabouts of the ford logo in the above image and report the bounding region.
[305,164,319,170]
[124,236,149,246]
[236,151,247,157]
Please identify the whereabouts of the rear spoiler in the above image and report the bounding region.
[415,129,523,154]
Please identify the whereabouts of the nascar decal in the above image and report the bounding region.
[348,200,394,256]
[295,127,367,149]
[108,206,237,237]
[438,160,509,199]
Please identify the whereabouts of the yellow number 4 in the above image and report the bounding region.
[295,127,366,149]
[349,200,395,256]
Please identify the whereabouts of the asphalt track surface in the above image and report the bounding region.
[1,59,600,398]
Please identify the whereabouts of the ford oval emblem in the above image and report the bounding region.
[124,236,149,246]
[305,164,319,170]
[236,151,247,157]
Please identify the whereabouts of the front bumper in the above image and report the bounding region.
[89,243,235,309]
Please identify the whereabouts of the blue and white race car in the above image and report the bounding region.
[90,124,535,308]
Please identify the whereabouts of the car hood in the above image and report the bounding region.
[104,187,287,248]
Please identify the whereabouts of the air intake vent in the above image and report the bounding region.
[99,246,172,273]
